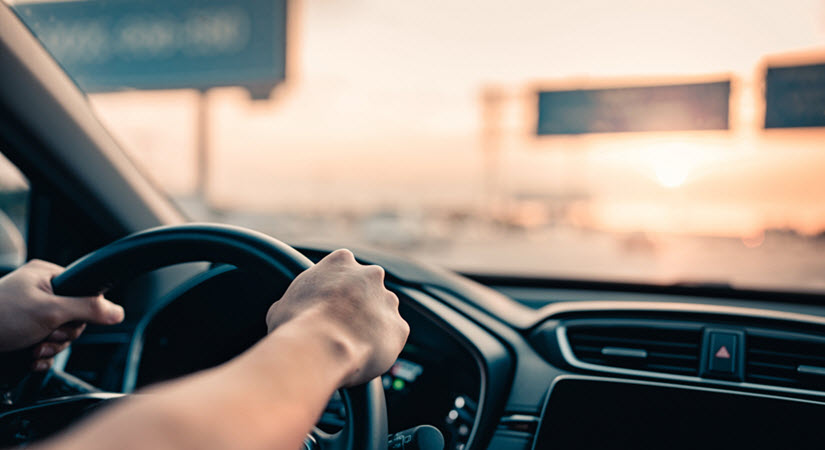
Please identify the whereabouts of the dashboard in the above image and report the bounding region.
[55,248,825,450]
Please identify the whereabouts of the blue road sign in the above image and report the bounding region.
[765,63,825,129]
[13,0,287,96]
[537,81,730,135]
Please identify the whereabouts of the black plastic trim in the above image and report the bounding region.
[532,374,825,450]
[399,288,513,450]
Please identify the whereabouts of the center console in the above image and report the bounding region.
[533,376,825,449]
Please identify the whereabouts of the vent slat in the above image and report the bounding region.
[575,346,695,360]
[570,334,697,350]
[746,332,825,392]
[574,345,602,354]
[567,324,701,376]
[747,361,796,371]
[647,351,698,361]
[645,363,697,374]
[747,373,800,385]
[750,348,825,365]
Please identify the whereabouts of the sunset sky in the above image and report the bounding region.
[72,0,825,238]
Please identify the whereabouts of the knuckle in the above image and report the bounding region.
[86,296,106,315]
[40,343,57,357]
[387,291,400,307]
[365,265,385,280]
[399,319,411,340]
[329,248,355,262]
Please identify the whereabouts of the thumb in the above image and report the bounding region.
[52,295,125,326]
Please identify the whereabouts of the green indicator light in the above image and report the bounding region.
[392,379,405,391]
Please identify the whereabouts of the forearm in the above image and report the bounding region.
[40,312,362,450]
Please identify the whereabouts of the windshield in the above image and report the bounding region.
[8,0,825,293]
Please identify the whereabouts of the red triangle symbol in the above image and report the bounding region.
[715,346,731,359]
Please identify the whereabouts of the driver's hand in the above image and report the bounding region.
[0,259,125,370]
[266,249,409,387]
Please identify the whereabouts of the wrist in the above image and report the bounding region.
[242,307,368,391]
[277,310,369,383]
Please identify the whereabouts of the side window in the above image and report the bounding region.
[0,152,28,267]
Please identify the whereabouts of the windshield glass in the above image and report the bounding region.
[8,0,825,293]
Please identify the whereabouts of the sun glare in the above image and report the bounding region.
[653,159,690,188]
[646,141,708,189]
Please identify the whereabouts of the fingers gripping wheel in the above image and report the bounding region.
[31,224,387,450]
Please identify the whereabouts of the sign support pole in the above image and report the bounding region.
[481,87,504,220]
[195,89,210,203]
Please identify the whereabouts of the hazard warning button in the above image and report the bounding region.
[707,332,738,375]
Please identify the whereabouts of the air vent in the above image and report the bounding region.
[746,330,825,391]
[567,323,702,376]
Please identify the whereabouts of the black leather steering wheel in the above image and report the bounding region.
[5,224,388,450]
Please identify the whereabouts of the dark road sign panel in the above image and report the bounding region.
[537,81,730,135]
[13,0,287,94]
[765,63,825,129]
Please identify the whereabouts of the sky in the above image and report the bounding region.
[55,0,825,237]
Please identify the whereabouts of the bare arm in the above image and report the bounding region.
[38,249,409,450]
[48,315,362,450]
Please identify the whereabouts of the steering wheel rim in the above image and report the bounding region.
[52,223,312,296]
[50,223,388,450]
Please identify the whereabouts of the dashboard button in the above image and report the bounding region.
[708,332,737,374]
[701,329,745,380]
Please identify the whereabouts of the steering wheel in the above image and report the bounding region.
[1,224,388,450]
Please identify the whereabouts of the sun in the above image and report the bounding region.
[652,159,691,188]
[645,142,704,189]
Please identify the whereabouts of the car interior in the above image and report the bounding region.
[2,1,825,449]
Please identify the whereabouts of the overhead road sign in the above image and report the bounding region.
[764,62,825,129]
[537,81,730,135]
[13,0,287,97]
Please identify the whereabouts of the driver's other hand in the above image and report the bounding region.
[266,249,409,387]
[0,259,125,371]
